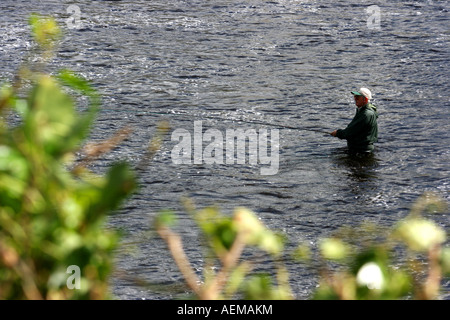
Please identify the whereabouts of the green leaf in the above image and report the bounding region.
[292,243,311,262]
[155,210,177,228]
[58,70,100,106]
[89,162,136,219]
[25,75,76,155]
[233,207,283,255]
[224,262,251,298]
[195,207,237,252]
[29,14,61,49]
[395,218,446,252]
[319,238,349,260]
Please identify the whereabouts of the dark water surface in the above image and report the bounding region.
[1,0,449,299]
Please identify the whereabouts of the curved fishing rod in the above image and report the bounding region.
[138,110,331,135]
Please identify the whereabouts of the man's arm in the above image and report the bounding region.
[332,112,369,139]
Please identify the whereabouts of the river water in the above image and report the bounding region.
[1,0,449,299]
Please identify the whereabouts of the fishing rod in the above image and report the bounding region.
[215,117,332,135]
[137,110,331,135]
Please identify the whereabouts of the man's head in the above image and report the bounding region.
[351,88,372,108]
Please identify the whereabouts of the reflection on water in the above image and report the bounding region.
[330,147,381,212]
[332,147,380,183]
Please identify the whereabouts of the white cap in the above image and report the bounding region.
[351,88,372,100]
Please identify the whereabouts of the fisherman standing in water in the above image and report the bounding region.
[331,88,378,154]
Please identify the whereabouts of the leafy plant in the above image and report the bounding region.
[154,202,292,300]
[311,192,448,300]
[155,193,448,300]
[0,15,136,299]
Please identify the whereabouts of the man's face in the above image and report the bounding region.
[354,95,367,107]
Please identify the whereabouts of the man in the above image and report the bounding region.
[331,88,378,153]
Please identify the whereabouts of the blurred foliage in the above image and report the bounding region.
[156,193,448,300]
[310,191,448,300]
[155,204,292,300]
[0,15,136,299]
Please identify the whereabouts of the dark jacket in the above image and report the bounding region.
[336,103,378,152]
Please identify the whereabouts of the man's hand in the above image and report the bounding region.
[330,130,337,137]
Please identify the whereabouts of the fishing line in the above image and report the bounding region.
[135,110,331,135]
